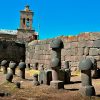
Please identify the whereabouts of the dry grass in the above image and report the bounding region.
[0,70,99,100]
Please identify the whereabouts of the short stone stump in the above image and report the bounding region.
[50,80,64,89]
[79,85,95,96]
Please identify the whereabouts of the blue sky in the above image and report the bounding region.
[0,0,100,39]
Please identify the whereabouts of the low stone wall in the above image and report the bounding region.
[26,32,100,70]
[0,40,25,63]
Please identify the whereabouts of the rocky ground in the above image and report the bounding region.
[0,69,99,100]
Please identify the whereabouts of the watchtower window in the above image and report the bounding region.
[23,18,25,25]
[26,18,30,27]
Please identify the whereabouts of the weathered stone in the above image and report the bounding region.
[70,42,78,48]
[9,61,17,75]
[67,36,78,42]
[50,81,64,89]
[79,58,93,70]
[84,47,89,56]
[77,48,84,56]
[43,70,52,85]
[78,33,90,41]
[93,39,100,48]
[50,39,63,49]
[78,41,87,47]
[90,32,100,40]
[6,72,13,82]
[18,61,26,79]
[69,62,79,67]
[87,41,94,47]
[59,69,71,84]
[33,74,40,86]
[97,61,100,68]
[15,82,21,88]
[1,60,8,74]
[79,58,95,96]
[89,48,99,56]
[33,62,38,70]
[51,58,60,69]
[64,43,71,49]
[70,48,78,56]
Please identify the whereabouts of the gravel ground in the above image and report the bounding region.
[0,69,99,100]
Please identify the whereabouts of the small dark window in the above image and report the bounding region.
[23,18,25,25]
[26,18,30,27]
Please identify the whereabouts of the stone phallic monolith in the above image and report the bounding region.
[38,64,44,84]
[43,69,52,85]
[33,74,40,86]
[33,62,38,70]
[38,64,44,71]
[9,61,17,75]
[50,39,64,89]
[15,82,21,88]
[1,60,8,74]
[90,58,98,78]
[79,58,95,96]
[6,72,13,82]
[18,61,26,79]
[60,61,71,84]
[27,63,30,70]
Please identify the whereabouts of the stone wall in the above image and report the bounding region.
[26,32,100,70]
[0,40,25,63]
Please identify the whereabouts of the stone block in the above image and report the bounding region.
[70,42,78,48]
[89,48,99,56]
[87,41,94,47]
[79,86,95,96]
[86,56,100,61]
[43,70,52,85]
[65,49,71,56]
[64,43,71,49]
[90,32,100,40]
[59,69,71,84]
[50,81,64,89]
[70,56,78,62]
[97,61,100,68]
[67,36,78,42]
[78,41,87,47]
[93,39,100,48]
[79,58,93,70]
[65,56,71,61]
[84,47,89,56]
[70,48,78,56]
[61,56,65,61]
[50,39,63,49]
[61,49,66,56]
[78,33,90,41]
[69,62,79,67]
[77,48,84,56]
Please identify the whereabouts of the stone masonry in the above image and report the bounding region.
[26,32,100,70]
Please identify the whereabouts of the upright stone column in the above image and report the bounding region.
[18,61,26,79]
[33,74,40,86]
[60,61,71,84]
[33,62,38,70]
[79,58,95,96]
[9,61,17,75]
[50,39,64,89]
[6,72,13,82]
[1,60,8,74]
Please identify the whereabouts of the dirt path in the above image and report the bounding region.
[0,69,99,100]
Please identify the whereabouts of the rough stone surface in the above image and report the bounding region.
[6,72,13,82]
[79,58,93,70]
[50,81,64,89]
[26,33,100,70]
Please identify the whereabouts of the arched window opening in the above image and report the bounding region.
[23,18,25,25]
[26,18,30,27]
